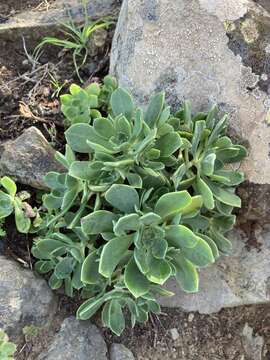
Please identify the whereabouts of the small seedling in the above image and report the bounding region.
[34,2,114,82]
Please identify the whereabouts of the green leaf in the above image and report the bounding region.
[145,92,165,127]
[207,115,228,146]
[65,123,93,153]
[81,210,118,235]
[165,225,198,248]
[36,239,66,255]
[54,257,74,279]
[134,247,150,274]
[207,181,241,207]
[209,228,232,254]
[43,194,62,209]
[105,184,139,213]
[172,253,199,293]
[81,251,101,284]
[181,237,215,267]
[124,257,150,298]
[155,132,182,157]
[140,212,162,226]
[211,170,244,186]
[127,173,143,188]
[201,153,216,176]
[181,195,203,216]
[196,177,214,210]
[1,176,17,197]
[146,258,171,285]
[14,199,31,234]
[106,299,125,336]
[154,191,192,219]
[99,235,134,278]
[0,191,13,219]
[111,88,134,120]
[93,117,115,138]
[113,214,140,236]
[69,161,103,180]
[151,238,168,259]
[199,234,219,260]
[77,297,104,320]
[191,120,205,155]
[48,273,63,290]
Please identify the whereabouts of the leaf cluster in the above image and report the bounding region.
[0,330,16,360]
[31,76,247,335]
[0,177,40,234]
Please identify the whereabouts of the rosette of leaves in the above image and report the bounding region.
[167,102,247,254]
[0,176,38,233]
[31,77,247,336]
[60,75,118,126]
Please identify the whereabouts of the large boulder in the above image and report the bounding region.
[0,256,57,341]
[37,316,107,360]
[110,0,270,312]
[110,0,270,187]
[0,127,63,189]
[159,229,270,312]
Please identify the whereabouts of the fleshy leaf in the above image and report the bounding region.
[99,235,134,278]
[124,257,150,298]
[105,184,139,213]
[154,191,192,219]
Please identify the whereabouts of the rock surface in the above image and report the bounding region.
[159,229,270,313]
[110,344,135,360]
[0,126,63,189]
[0,0,121,44]
[241,323,264,360]
[37,316,107,360]
[0,256,57,341]
[110,0,270,186]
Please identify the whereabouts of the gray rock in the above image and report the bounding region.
[110,0,270,186]
[241,323,264,360]
[38,316,107,360]
[0,127,63,189]
[159,229,270,313]
[0,0,121,45]
[110,343,135,360]
[0,256,57,341]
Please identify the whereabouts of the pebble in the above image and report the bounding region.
[170,328,180,341]
[188,313,195,322]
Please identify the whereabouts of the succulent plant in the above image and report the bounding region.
[0,330,16,360]
[32,76,247,335]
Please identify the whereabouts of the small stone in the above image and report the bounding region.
[241,323,264,360]
[110,343,135,360]
[188,313,194,322]
[38,317,107,360]
[170,328,180,341]
[0,256,57,342]
[22,59,29,67]
[0,127,64,189]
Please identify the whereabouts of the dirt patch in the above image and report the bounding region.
[0,1,56,20]
[102,305,270,360]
